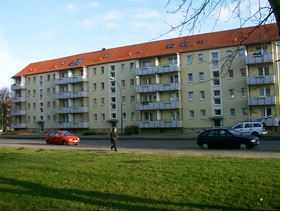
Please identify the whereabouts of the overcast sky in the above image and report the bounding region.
[0,0,273,88]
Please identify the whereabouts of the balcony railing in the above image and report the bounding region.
[55,91,88,99]
[245,52,273,64]
[138,120,182,128]
[11,123,27,129]
[248,96,276,106]
[136,99,180,110]
[11,96,26,102]
[247,75,275,85]
[136,64,179,75]
[55,76,88,84]
[11,84,25,90]
[136,83,180,93]
[57,122,89,128]
[57,107,88,113]
[11,110,26,116]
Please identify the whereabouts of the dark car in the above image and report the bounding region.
[197,128,260,149]
[44,130,80,145]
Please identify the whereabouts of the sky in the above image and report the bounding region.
[0,0,274,88]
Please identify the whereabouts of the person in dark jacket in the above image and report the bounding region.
[110,127,118,151]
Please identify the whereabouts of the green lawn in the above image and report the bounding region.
[0,147,279,210]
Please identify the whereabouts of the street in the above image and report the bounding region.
[0,137,279,153]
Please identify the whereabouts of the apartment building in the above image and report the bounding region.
[11,24,279,134]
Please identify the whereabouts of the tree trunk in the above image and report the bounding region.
[268,0,280,33]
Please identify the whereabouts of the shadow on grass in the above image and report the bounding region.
[0,176,245,210]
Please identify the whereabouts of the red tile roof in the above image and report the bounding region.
[15,24,279,77]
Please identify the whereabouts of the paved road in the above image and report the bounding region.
[0,138,279,152]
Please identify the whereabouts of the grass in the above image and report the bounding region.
[0,147,279,210]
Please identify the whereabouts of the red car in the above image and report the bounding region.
[45,130,80,145]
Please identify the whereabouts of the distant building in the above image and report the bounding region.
[11,24,280,134]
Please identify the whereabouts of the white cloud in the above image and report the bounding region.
[88,0,100,8]
[0,35,22,88]
[66,3,77,11]
[81,18,96,28]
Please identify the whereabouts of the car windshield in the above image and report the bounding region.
[60,131,73,136]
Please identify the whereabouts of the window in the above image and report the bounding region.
[110,72,115,78]
[47,102,51,108]
[111,97,116,102]
[33,76,36,82]
[53,115,56,121]
[112,104,116,109]
[229,89,235,98]
[214,90,220,96]
[214,109,221,115]
[33,90,36,97]
[93,83,96,90]
[240,68,246,77]
[188,73,193,82]
[200,109,206,117]
[245,123,252,128]
[241,88,246,97]
[264,107,272,117]
[189,110,195,118]
[93,98,97,104]
[102,113,105,120]
[93,68,96,75]
[214,98,221,105]
[123,112,126,119]
[130,62,135,70]
[101,66,104,74]
[130,79,135,86]
[199,72,205,81]
[47,88,50,95]
[94,114,97,120]
[242,108,248,115]
[27,103,31,109]
[188,91,194,101]
[230,108,236,116]
[198,53,204,63]
[53,101,56,108]
[228,69,234,78]
[47,115,51,121]
[33,116,36,121]
[187,55,192,64]
[40,76,43,81]
[211,52,219,67]
[234,124,243,129]
[33,103,36,109]
[200,90,205,100]
[53,88,56,94]
[239,47,245,56]
[120,64,125,71]
[111,81,116,86]
[112,113,116,119]
[213,71,220,78]
[259,88,271,96]
[101,97,105,104]
[226,50,233,58]
[111,87,116,93]
[213,78,220,86]
[111,65,115,71]
[101,82,105,90]
[47,75,50,81]
[121,80,126,88]
[130,96,135,103]
[131,112,135,121]
[122,96,126,103]
[168,55,177,65]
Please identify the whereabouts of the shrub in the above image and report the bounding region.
[124,125,139,135]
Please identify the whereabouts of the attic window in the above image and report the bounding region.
[102,54,110,59]
[166,43,175,49]
[69,59,81,66]
[196,40,204,45]
[180,40,188,48]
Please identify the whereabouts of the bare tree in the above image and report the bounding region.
[162,0,279,37]
[0,88,11,132]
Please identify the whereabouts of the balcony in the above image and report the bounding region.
[248,96,276,106]
[55,76,88,84]
[11,110,26,116]
[136,99,180,110]
[11,96,26,102]
[11,84,25,90]
[245,52,273,64]
[247,75,275,85]
[136,83,180,93]
[57,107,88,113]
[55,91,88,99]
[136,64,179,76]
[11,123,27,129]
[138,120,182,128]
[58,122,89,128]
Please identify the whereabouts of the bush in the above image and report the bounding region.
[83,130,97,135]
[124,125,139,135]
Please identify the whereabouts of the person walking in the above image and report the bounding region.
[110,127,118,151]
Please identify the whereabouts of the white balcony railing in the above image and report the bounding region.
[55,91,88,99]
[11,123,27,129]
[245,52,273,64]
[11,96,26,102]
[248,96,276,106]
[136,83,180,93]
[11,84,25,90]
[11,110,26,116]
[57,107,88,113]
[55,76,88,84]
[136,64,179,75]
[247,75,275,85]
[138,120,182,128]
[57,122,89,128]
[136,99,180,110]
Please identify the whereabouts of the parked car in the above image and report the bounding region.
[44,130,80,145]
[231,121,267,137]
[197,128,260,149]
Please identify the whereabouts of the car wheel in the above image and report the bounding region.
[202,144,208,149]
[240,144,247,150]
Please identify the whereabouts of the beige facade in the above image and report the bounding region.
[11,40,279,134]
